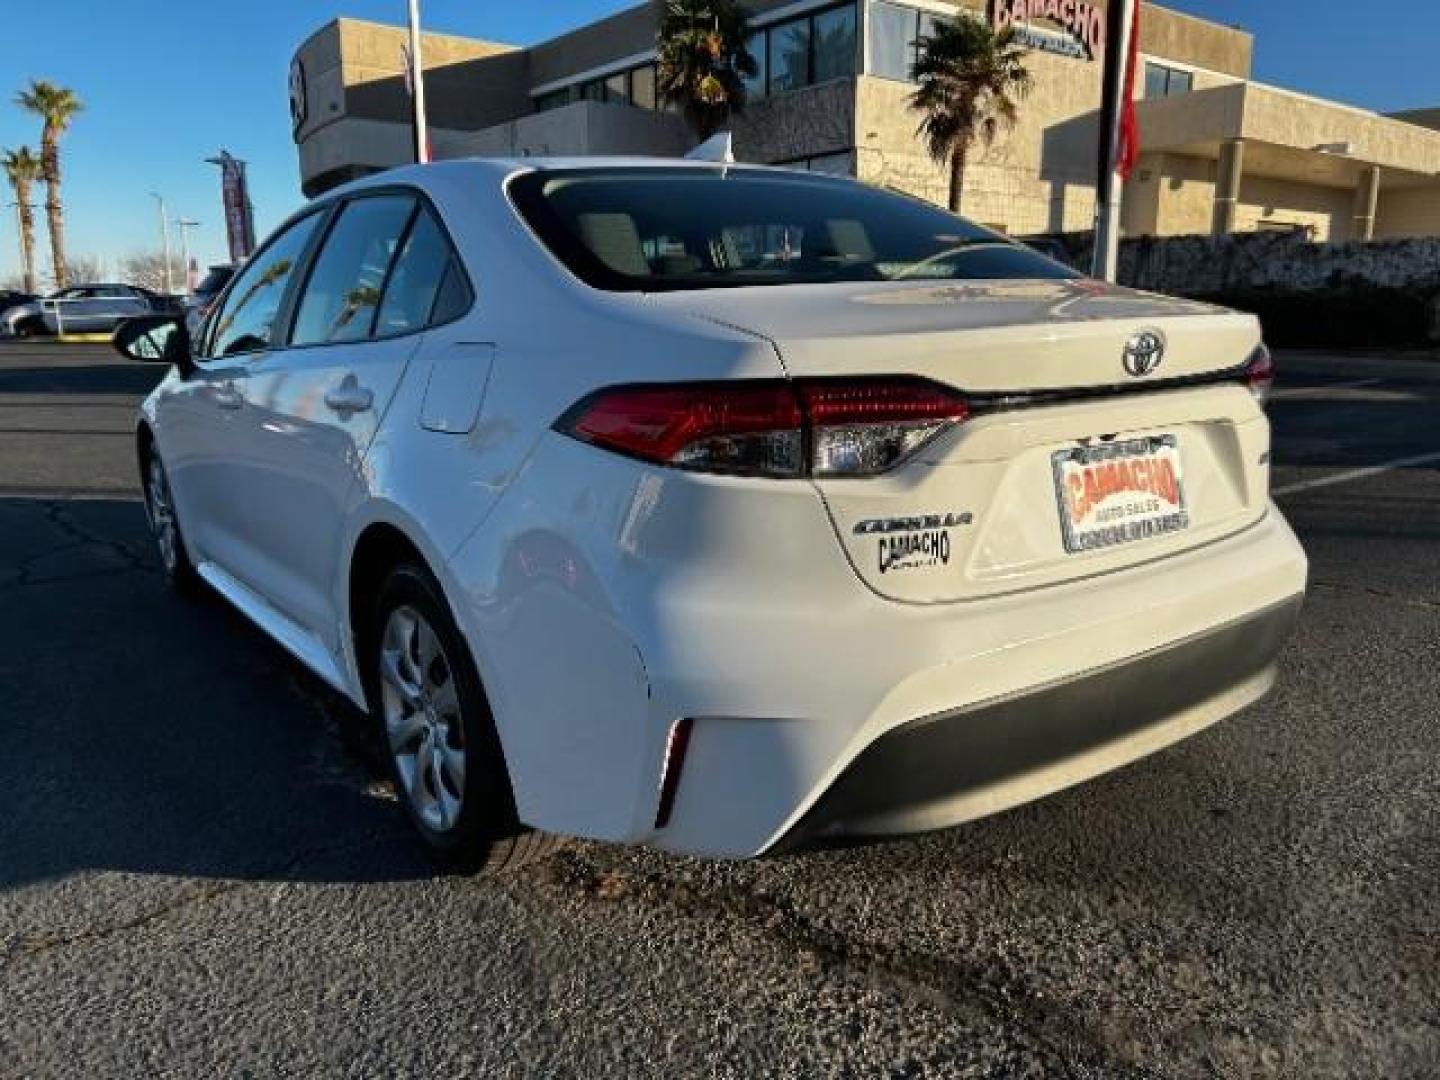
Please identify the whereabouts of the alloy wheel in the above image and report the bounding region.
[146,456,179,574]
[378,605,467,832]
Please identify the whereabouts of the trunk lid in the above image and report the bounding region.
[651,279,1271,604]
[649,278,1258,391]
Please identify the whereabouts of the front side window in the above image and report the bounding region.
[375,207,471,336]
[291,195,415,347]
[511,168,1078,292]
[208,212,322,359]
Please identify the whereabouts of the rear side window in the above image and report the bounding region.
[511,168,1078,292]
[291,195,416,346]
[208,212,323,358]
[375,207,471,336]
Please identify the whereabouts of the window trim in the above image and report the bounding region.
[748,0,858,99]
[274,185,477,353]
[196,206,330,366]
[283,192,419,350]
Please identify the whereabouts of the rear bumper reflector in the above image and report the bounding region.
[655,717,694,829]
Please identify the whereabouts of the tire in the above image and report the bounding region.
[141,447,201,596]
[364,562,562,874]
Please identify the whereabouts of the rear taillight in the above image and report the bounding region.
[558,378,969,478]
[1243,344,1274,404]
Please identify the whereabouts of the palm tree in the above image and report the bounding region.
[655,0,757,142]
[2,146,42,293]
[910,17,1031,214]
[16,79,84,289]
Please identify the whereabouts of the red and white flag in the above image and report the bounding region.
[1116,0,1142,179]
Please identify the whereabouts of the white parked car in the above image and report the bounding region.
[115,159,1307,871]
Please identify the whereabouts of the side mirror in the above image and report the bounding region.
[113,316,194,375]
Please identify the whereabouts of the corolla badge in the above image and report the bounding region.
[1122,329,1166,378]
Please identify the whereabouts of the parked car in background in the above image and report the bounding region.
[2,284,177,337]
[0,289,36,321]
[114,160,1306,873]
[183,264,236,337]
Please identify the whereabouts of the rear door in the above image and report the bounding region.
[235,192,466,646]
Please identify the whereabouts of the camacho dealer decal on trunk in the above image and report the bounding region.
[854,513,974,575]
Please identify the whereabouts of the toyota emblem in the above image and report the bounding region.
[1122,330,1166,378]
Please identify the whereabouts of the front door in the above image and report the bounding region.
[161,209,326,587]
[232,194,438,650]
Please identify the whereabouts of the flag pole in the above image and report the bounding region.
[407,0,430,163]
[1092,0,1138,282]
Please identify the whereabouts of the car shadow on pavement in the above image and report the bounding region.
[0,496,437,890]
[0,363,166,397]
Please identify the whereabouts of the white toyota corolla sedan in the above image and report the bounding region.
[116,158,1307,871]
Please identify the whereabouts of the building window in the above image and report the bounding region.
[748,2,858,99]
[869,3,944,83]
[631,63,657,110]
[1144,62,1194,98]
[536,62,665,113]
[769,17,812,94]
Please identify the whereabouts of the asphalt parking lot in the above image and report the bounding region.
[1,341,1436,1078]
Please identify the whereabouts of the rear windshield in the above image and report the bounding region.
[509,167,1078,293]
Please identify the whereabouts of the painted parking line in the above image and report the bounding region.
[1273,450,1440,498]
[1269,378,1383,400]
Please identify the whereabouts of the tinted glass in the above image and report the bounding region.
[512,168,1079,292]
[605,71,630,106]
[430,260,472,325]
[1145,63,1169,98]
[209,212,321,358]
[376,208,467,335]
[813,5,857,83]
[1171,69,1194,95]
[870,2,917,81]
[291,195,414,346]
[632,63,658,109]
[742,32,769,99]
[770,19,811,93]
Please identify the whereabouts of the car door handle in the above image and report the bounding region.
[214,383,244,411]
[325,376,374,416]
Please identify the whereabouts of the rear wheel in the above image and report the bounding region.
[366,563,561,873]
[142,449,200,595]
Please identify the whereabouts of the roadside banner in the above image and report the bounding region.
[211,151,256,264]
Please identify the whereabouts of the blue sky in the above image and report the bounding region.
[0,0,1435,284]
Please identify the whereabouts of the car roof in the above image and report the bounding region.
[327,156,814,199]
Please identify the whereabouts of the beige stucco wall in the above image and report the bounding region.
[445,100,692,159]
[1376,187,1440,240]
[1123,152,1360,241]
[856,44,1106,236]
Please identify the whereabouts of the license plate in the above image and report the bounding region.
[1053,435,1189,554]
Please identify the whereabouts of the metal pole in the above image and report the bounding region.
[1091,0,1136,282]
[177,219,199,293]
[151,192,173,294]
[407,0,430,163]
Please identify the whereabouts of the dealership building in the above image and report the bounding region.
[290,0,1440,242]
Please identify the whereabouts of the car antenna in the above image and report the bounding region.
[685,131,735,173]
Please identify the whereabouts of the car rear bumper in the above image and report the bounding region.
[638,507,1307,859]
[770,593,1301,851]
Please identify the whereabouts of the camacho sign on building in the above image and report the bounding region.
[991,0,1106,60]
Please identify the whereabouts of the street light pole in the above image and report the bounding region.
[150,192,174,294]
[177,219,200,294]
[407,0,430,163]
